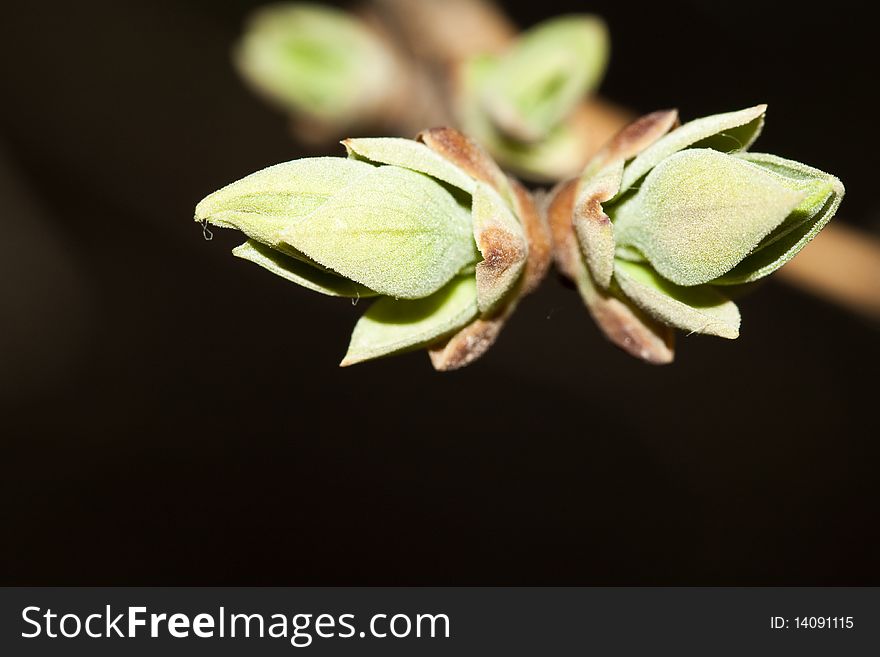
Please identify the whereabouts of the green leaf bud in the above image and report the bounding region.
[195,128,551,369]
[549,105,844,363]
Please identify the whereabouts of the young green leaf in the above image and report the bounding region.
[343,137,477,194]
[341,276,479,366]
[232,240,376,298]
[195,157,374,248]
[281,165,477,299]
[613,149,806,286]
[618,104,766,195]
[615,260,740,339]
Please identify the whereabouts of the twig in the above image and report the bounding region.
[775,223,880,321]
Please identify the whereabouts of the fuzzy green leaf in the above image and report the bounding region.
[281,165,477,299]
[343,137,477,194]
[613,149,805,286]
[715,153,845,284]
[194,157,374,248]
[481,15,608,142]
[232,240,376,297]
[341,276,479,366]
[618,104,766,195]
[234,3,396,120]
[615,260,740,339]
[472,183,527,313]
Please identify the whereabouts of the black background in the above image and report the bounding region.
[1,0,877,584]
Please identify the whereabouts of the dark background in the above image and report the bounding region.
[1,0,877,584]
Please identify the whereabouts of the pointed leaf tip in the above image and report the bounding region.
[195,157,374,247]
[717,152,845,284]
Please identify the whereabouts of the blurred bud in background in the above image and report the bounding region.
[235,2,441,144]
[454,15,614,182]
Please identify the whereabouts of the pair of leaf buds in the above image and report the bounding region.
[195,104,844,369]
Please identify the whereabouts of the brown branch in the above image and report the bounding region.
[774,223,880,321]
